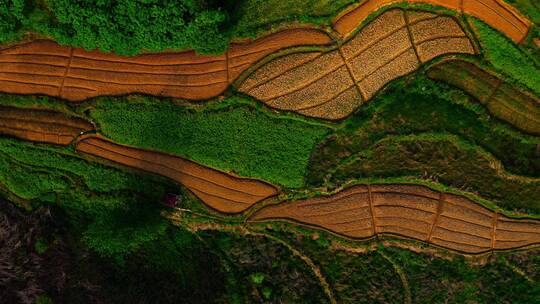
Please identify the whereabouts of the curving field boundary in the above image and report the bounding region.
[0,105,93,145]
[0,0,531,104]
[239,9,474,119]
[333,0,531,43]
[0,29,332,101]
[75,135,279,213]
[427,59,540,135]
[249,184,540,254]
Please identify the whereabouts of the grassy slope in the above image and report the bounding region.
[472,19,540,96]
[89,96,331,188]
[308,75,540,214]
[0,137,178,260]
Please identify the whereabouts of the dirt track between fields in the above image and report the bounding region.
[333,0,531,43]
[427,59,540,135]
[249,184,540,254]
[239,9,474,119]
[0,29,332,101]
[0,105,93,145]
[75,135,278,213]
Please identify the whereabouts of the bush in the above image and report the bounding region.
[47,0,230,55]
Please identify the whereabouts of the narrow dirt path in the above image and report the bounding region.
[379,250,412,304]
[167,213,337,304]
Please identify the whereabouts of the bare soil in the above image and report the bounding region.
[75,135,278,213]
[249,184,540,254]
[0,105,93,145]
[333,0,530,43]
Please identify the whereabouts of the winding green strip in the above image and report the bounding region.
[427,59,540,135]
[472,18,540,96]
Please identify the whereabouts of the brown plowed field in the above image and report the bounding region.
[427,59,540,135]
[333,0,530,43]
[0,29,331,101]
[75,135,278,213]
[0,105,93,145]
[239,9,473,119]
[249,184,540,254]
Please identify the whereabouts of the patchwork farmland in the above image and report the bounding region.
[0,30,332,101]
[0,0,539,302]
[239,9,474,119]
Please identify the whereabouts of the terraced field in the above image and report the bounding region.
[0,0,532,108]
[239,9,474,119]
[0,105,93,145]
[427,59,540,134]
[76,135,278,213]
[333,0,531,43]
[0,30,332,101]
[250,184,540,254]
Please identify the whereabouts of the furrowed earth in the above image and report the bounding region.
[0,1,539,303]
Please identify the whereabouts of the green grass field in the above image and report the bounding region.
[89,96,331,188]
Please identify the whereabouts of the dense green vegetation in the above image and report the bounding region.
[383,246,540,303]
[308,75,540,213]
[0,0,353,55]
[472,19,540,96]
[230,0,354,37]
[503,0,540,24]
[89,96,331,188]
[0,137,178,260]
[0,199,229,303]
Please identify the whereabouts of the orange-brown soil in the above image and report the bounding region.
[0,29,331,101]
[0,105,93,145]
[249,184,540,254]
[427,59,540,134]
[239,9,474,119]
[75,135,278,213]
[463,0,531,43]
[333,0,530,43]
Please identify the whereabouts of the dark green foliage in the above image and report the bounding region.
[0,0,25,43]
[0,137,176,260]
[384,247,540,304]
[46,0,229,55]
[322,250,404,303]
[90,96,330,188]
[0,0,231,55]
[472,19,540,96]
[202,231,329,303]
[231,0,354,37]
[83,201,168,261]
[0,198,228,303]
[0,0,356,55]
